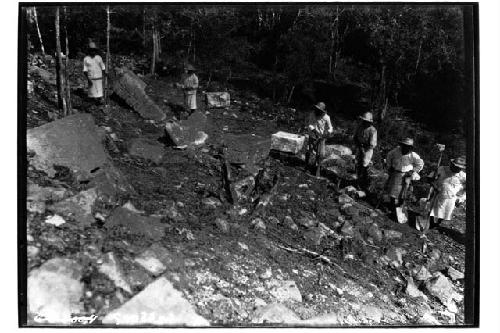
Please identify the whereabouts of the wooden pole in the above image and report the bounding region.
[63,6,72,114]
[105,5,111,105]
[33,7,45,55]
[55,7,67,115]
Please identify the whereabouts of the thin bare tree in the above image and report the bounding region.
[33,7,45,55]
[63,6,72,114]
[105,5,111,105]
[55,6,67,115]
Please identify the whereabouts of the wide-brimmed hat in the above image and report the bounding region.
[186,64,196,71]
[399,138,414,146]
[451,156,466,169]
[314,102,326,113]
[88,42,98,49]
[359,112,374,123]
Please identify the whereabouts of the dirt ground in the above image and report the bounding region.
[25,56,467,326]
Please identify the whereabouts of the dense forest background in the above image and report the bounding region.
[25,4,467,134]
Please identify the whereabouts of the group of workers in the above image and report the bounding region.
[83,41,199,112]
[82,41,465,229]
[305,101,466,229]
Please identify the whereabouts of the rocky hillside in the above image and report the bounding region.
[24,56,466,326]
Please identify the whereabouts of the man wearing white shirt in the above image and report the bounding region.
[385,137,424,212]
[304,102,333,174]
[83,42,106,104]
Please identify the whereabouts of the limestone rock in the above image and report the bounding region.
[134,244,174,276]
[251,303,300,324]
[424,273,463,307]
[269,280,302,303]
[270,131,306,154]
[367,223,383,243]
[98,252,132,294]
[384,229,403,240]
[105,207,165,241]
[45,215,66,227]
[206,92,230,108]
[165,110,208,147]
[447,267,464,281]
[214,217,230,233]
[48,188,98,226]
[28,258,84,324]
[102,277,209,326]
[251,218,266,232]
[27,113,108,178]
[112,68,167,121]
[284,216,298,231]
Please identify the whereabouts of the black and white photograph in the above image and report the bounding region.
[16,1,486,328]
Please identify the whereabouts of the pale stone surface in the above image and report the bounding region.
[269,280,302,303]
[251,303,300,324]
[28,258,84,324]
[27,113,108,178]
[45,215,66,227]
[98,252,132,294]
[270,131,306,154]
[48,188,97,226]
[206,92,230,108]
[301,313,339,326]
[425,273,463,307]
[102,277,209,326]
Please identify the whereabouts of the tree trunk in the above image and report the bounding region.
[287,85,295,104]
[142,8,146,48]
[63,7,71,114]
[151,23,157,75]
[272,55,278,103]
[55,7,66,115]
[33,7,45,55]
[414,38,423,75]
[105,5,111,105]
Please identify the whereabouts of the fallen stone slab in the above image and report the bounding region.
[102,277,209,326]
[134,243,181,276]
[206,92,230,108]
[251,303,300,324]
[99,252,132,294]
[223,133,271,169]
[27,113,108,178]
[424,273,463,307]
[414,265,433,282]
[447,266,464,281]
[89,164,135,203]
[325,144,352,157]
[128,138,165,164]
[28,258,84,324]
[48,188,98,226]
[406,277,428,300]
[112,68,166,122]
[270,131,305,154]
[105,207,165,241]
[269,280,302,303]
[165,110,208,147]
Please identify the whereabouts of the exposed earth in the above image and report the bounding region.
[23,54,467,327]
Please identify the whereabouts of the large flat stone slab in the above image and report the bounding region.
[223,133,271,170]
[270,131,305,154]
[165,110,208,147]
[112,68,166,122]
[105,207,165,241]
[28,258,84,325]
[102,277,209,326]
[27,113,108,178]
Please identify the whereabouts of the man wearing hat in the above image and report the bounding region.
[428,156,466,228]
[385,137,424,211]
[179,64,199,114]
[304,102,333,173]
[83,41,106,103]
[353,111,377,191]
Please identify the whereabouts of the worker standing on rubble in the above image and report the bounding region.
[353,112,377,191]
[180,64,198,114]
[385,138,424,214]
[83,42,106,104]
[304,102,333,172]
[428,156,466,229]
